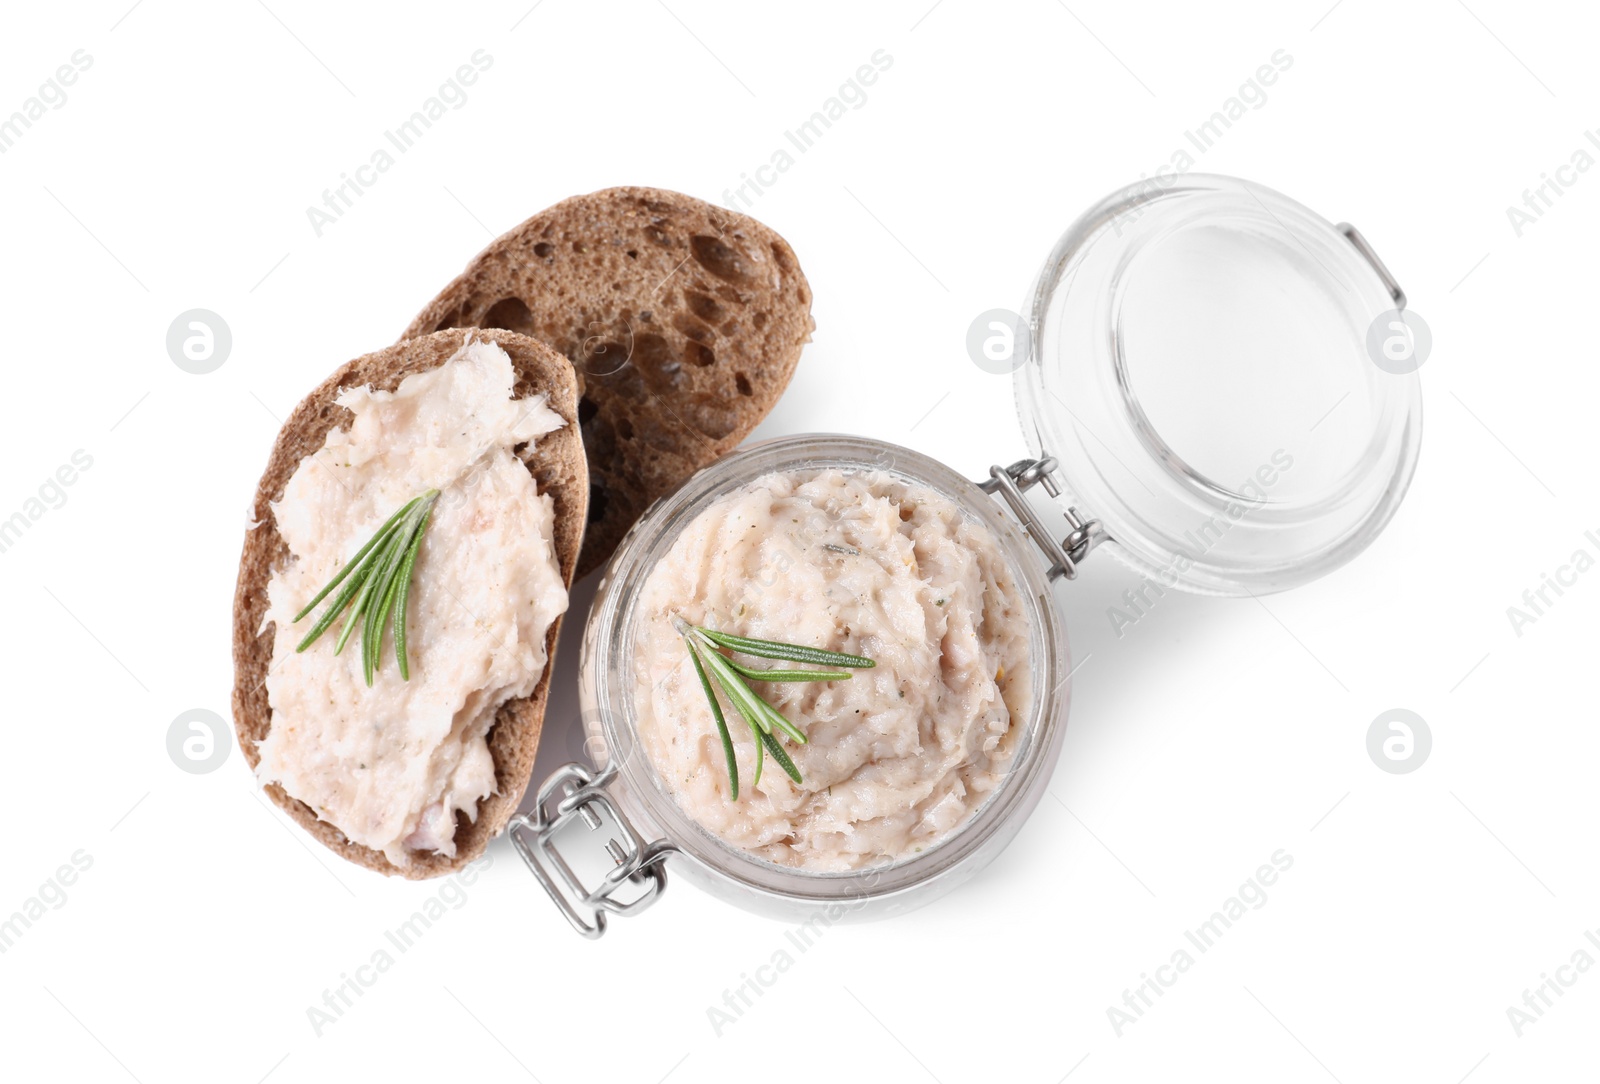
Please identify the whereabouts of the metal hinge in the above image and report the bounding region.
[978,457,1107,580]
[508,760,677,939]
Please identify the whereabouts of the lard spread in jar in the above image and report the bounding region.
[632,468,1031,871]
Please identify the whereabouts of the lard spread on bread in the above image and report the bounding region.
[256,339,568,866]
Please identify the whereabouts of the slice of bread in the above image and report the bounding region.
[231,329,587,879]
[401,187,814,578]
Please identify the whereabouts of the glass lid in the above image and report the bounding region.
[1016,174,1423,596]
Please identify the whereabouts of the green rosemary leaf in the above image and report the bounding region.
[367,543,407,687]
[691,635,810,746]
[703,653,775,792]
[672,615,875,800]
[753,696,808,746]
[699,647,773,736]
[333,551,383,656]
[685,636,738,800]
[726,659,852,683]
[297,490,438,683]
[360,516,415,683]
[292,497,418,622]
[366,495,437,685]
[392,516,428,681]
[759,730,802,785]
[295,542,383,652]
[695,627,875,669]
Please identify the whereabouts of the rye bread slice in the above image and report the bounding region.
[401,186,814,578]
[231,329,587,880]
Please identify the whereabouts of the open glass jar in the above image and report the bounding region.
[510,174,1424,937]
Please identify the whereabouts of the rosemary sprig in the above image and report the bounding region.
[672,616,874,798]
[695,626,875,669]
[685,636,738,799]
[294,490,439,686]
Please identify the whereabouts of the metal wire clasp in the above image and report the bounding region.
[508,760,677,939]
[979,457,1107,580]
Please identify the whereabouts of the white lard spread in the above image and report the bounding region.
[633,469,1031,870]
[257,339,568,866]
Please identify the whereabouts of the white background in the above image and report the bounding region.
[1,1,1595,1081]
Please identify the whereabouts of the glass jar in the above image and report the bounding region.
[509,174,1424,937]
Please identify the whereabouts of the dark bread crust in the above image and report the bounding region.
[401,186,813,578]
[231,329,587,879]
